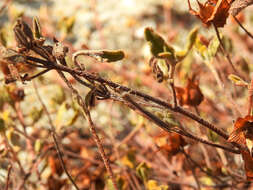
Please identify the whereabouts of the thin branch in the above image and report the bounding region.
[23,68,51,81]
[181,149,201,190]
[0,0,11,15]
[3,133,25,174]
[32,81,80,190]
[23,57,245,150]
[5,164,12,190]
[233,15,253,40]
[248,76,253,115]
[181,148,226,183]
[170,82,178,108]
[122,94,241,154]
[56,71,119,190]
[213,24,237,74]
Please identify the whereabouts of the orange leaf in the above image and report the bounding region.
[175,78,203,107]
[228,115,253,180]
[188,0,234,27]
[228,115,253,145]
[154,132,187,158]
[241,151,253,180]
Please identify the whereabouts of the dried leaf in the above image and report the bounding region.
[241,151,253,180]
[228,115,253,145]
[48,155,63,176]
[85,90,96,110]
[154,132,186,159]
[175,78,204,106]
[188,0,233,27]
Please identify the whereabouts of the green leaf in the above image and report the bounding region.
[195,36,223,89]
[106,179,116,190]
[29,107,43,124]
[144,27,175,59]
[121,149,136,169]
[200,176,215,186]
[50,85,66,105]
[147,180,168,190]
[33,17,42,39]
[0,29,7,47]
[185,27,199,52]
[228,74,249,87]
[54,102,79,130]
[207,130,219,142]
[6,129,20,148]
[207,36,220,60]
[0,119,5,133]
[58,16,76,35]
[136,162,150,183]
[175,27,199,62]
[34,139,42,153]
[100,50,125,62]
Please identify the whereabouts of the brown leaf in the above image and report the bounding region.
[154,132,187,158]
[188,0,234,27]
[241,151,253,180]
[228,115,253,145]
[48,154,64,176]
[47,175,66,190]
[175,78,204,107]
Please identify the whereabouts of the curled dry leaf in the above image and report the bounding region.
[149,57,164,83]
[228,115,253,145]
[154,132,187,159]
[228,115,253,180]
[175,78,204,107]
[188,0,234,27]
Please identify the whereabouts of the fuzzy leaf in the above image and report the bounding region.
[144,27,175,59]
[100,50,125,62]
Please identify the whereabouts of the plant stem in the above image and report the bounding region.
[57,71,119,190]
[233,15,253,40]
[122,94,240,154]
[33,81,80,190]
[213,24,237,74]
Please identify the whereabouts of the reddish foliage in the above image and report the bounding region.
[188,0,234,27]
[228,115,253,180]
[154,132,187,159]
[175,78,204,107]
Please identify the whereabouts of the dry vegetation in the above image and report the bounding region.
[1,0,253,189]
